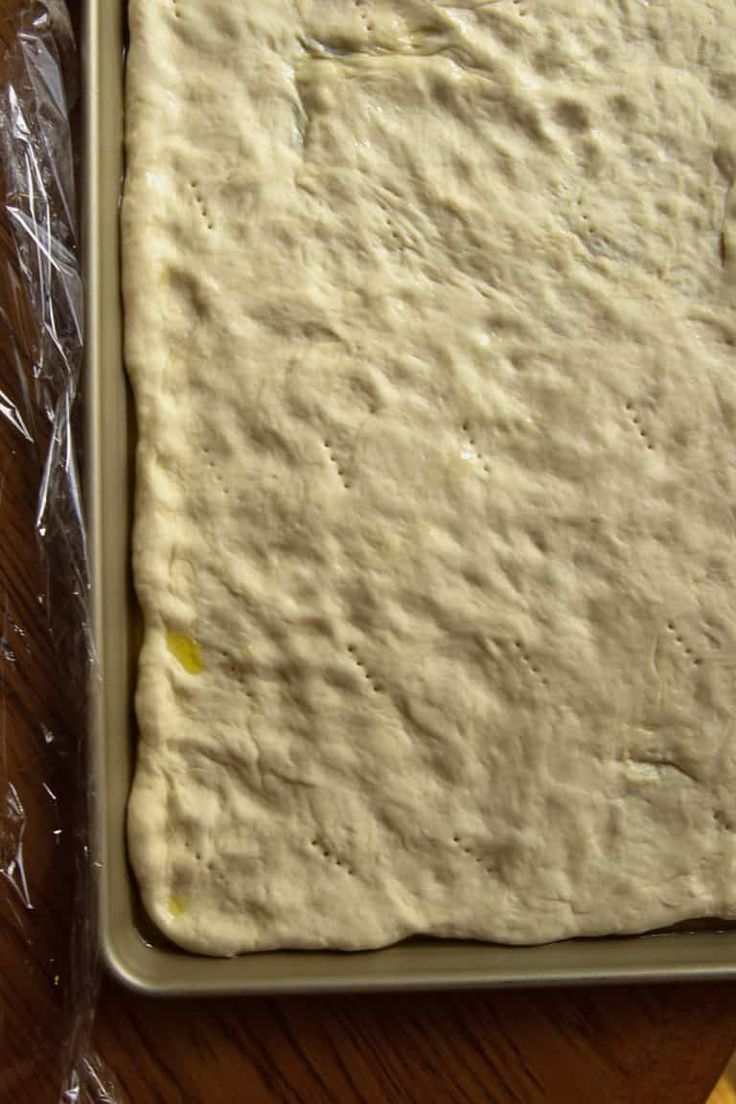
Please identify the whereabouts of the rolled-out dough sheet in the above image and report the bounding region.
[125,0,736,955]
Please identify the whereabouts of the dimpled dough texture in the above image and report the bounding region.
[125,0,736,956]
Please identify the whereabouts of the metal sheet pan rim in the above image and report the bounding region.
[85,0,736,995]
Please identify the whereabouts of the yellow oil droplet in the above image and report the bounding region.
[168,894,187,917]
[166,630,204,674]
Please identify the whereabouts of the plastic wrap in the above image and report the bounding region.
[0,2,119,1100]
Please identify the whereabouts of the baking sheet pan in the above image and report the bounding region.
[85,0,736,995]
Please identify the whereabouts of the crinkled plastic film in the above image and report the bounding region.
[0,2,119,1100]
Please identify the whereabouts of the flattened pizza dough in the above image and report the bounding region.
[125,0,736,955]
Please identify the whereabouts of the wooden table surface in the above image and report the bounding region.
[2,1,736,1101]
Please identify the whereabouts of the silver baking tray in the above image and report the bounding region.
[85,0,736,994]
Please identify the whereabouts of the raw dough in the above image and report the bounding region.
[125,0,736,955]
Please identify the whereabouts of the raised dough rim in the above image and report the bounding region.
[85,0,736,994]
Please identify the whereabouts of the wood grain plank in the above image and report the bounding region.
[92,981,736,1104]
